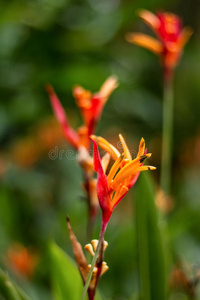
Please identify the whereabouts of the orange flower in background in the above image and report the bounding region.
[7,244,38,278]
[46,76,118,151]
[91,134,156,230]
[126,9,192,76]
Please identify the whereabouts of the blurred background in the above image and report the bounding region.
[1,0,200,299]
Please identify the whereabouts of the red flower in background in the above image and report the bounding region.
[126,10,192,76]
[46,76,118,150]
[91,134,156,231]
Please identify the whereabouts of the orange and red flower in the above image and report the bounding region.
[126,10,192,75]
[91,134,156,229]
[46,76,118,151]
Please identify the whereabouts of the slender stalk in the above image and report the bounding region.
[83,171,98,241]
[160,71,174,196]
[80,222,107,300]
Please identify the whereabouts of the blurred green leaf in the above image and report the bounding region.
[48,242,102,300]
[135,172,166,300]
[0,268,31,300]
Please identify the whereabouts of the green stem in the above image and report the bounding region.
[160,73,174,196]
[80,223,107,300]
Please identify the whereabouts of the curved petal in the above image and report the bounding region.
[111,153,152,189]
[91,135,120,161]
[119,134,132,160]
[126,33,163,55]
[112,185,129,210]
[178,26,193,48]
[138,9,160,31]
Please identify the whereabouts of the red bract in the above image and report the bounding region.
[91,134,156,230]
[126,10,192,77]
[46,77,118,150]
[46,85,79,149]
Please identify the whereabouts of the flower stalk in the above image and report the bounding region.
[160,73,174,196]
[47,77,118,236]
[126,9,192,196]
[81,134,155,299]
[80,223,107,300]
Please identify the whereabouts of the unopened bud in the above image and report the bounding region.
[103,241,108,251]
[84,244,95,256]
[88,264,98,274]
[91,240,98,251]
[101,262,109,275]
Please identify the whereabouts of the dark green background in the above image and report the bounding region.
[1,0,200,299]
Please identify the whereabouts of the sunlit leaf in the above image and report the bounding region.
[48,242,102,300]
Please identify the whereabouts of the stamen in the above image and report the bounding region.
[84,244,95,256]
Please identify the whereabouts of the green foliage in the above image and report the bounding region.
[0,268,31,300]
[48,242,83,300]
[0,0,200,299]
[135,173,166,300]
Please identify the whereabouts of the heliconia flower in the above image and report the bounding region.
[67,217,108,300]
[126,10,192,75]
[6,244,38,278]
[91,134,156,230]
[46,76,118,151]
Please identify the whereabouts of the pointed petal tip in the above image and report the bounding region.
[149,166,156,170]
[45,84,54,95]
[84,244,95,256]
[99,76,119,99]
[90,134,96,141]
[126,33,163,54]
[66,216,71,230]
[180,26,193,47]
[137,9,160,30]
[125,32,136,43]
[136,8,150,17]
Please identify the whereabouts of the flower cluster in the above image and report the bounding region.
[6,244,38,278]
[126,9,192,76]
[91,134,156,230]
[46,76,118,151]
[46,77,118,221]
